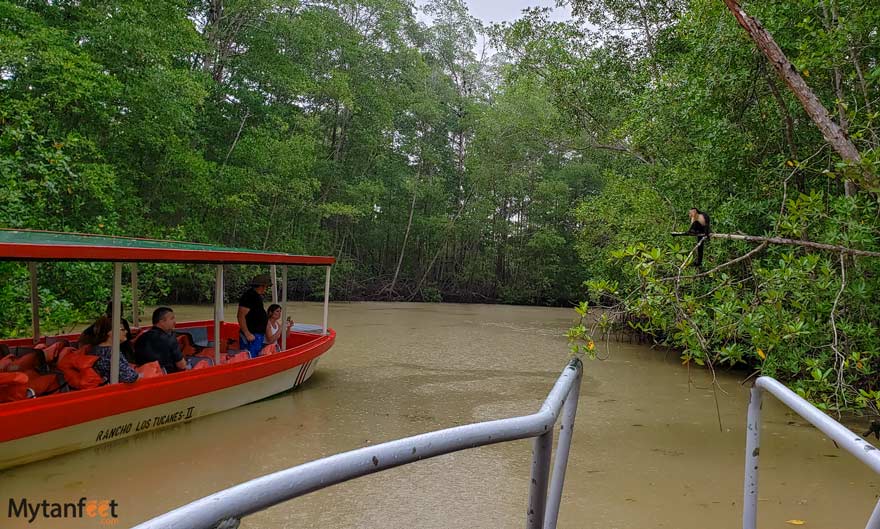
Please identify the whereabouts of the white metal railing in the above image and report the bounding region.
[133,359,583,529]
[743,376,880,529]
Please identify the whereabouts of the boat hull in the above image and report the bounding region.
[0,324,332,470]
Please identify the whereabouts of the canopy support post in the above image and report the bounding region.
[110,262,122,384]
[322,265,330,336]
[131,263,139,328]
[214,265,224,366]
[281,265,288,351]
[28,262,39,344]
[270,265,279,304]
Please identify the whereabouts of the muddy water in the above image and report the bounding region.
[1,302,877,529]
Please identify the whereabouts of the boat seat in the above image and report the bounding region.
[11,346,39,358]
[46,336,69,346]
[225,351,249,364]
[2,348,43,373]
[175,333,198,356]
[186,356,213,370]
[184,327,210,347]
[291,323,324,334]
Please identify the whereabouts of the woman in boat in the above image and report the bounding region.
[81,301,135,362]
[261,304,283,355]
[81,316,140,383]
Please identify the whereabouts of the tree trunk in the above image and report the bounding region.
[410,196,470,299]
[822,0,856,196]
[387,173,419,295]
[721,0,874,189]
[636,0,660,81]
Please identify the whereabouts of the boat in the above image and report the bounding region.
[0,229,336,470]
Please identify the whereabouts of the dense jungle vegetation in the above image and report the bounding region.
[1,0,879,411]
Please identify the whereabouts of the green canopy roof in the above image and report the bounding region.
[0,230,334,265]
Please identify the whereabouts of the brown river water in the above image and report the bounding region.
[1,302,878,528]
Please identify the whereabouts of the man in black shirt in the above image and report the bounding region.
[238,274,270,358]
[134,307,187,373]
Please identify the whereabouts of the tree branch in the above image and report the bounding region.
[662,240,769,281]
[721,0,877,190]
[709,232,880,258]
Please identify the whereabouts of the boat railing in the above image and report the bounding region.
[743,376,880,529]
[133,358,583,529]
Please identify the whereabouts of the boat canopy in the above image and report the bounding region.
[0,230,335,265]
[4,229,333,380]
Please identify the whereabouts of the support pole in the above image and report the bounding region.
[214,265,224,366]
[270,264,279,304]
[110,262,122,384]
[322,265,330,336]
[544,366,583,529]
[742,386,763,529]
[28,262,39,344]
[131,263,139,328]
[281,266,288,351]
[527,430,553,529]
[864,498,880,529]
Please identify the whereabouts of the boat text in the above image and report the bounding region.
[95,406,196,442]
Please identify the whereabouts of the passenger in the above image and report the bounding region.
[81,301,135,362]
[82,316,140,383]
[134,307,187,373]
[237,274,270,358]
[264,304,283,351]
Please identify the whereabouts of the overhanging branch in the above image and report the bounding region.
[710,232,880,258]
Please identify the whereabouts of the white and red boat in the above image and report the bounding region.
[0,230,336,470]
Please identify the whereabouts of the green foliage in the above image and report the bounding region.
[492,0,880,411]
[3,0,880,413]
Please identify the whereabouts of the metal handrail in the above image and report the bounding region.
[743,376,880,529]
[133,358,583,529]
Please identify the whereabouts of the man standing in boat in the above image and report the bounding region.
[238,274,270,358]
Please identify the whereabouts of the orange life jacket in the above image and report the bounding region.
[190,358,212,370]
[57,348,104,390]
[0,372,29,402]
[135,361,164,379]
[225,351,250,364]
[1,349,41,373]
[27,373,62,396]
[39,341,69,364]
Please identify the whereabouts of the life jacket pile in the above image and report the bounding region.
[0,342,71,401]
[0,372,28,402]
[57,347,104,390]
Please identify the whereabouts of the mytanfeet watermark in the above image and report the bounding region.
[7,497,120,525]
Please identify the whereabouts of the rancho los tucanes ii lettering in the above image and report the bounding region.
[95,406,195,442]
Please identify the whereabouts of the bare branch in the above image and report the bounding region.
[709,232,880,258]
[662,240,769,281]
